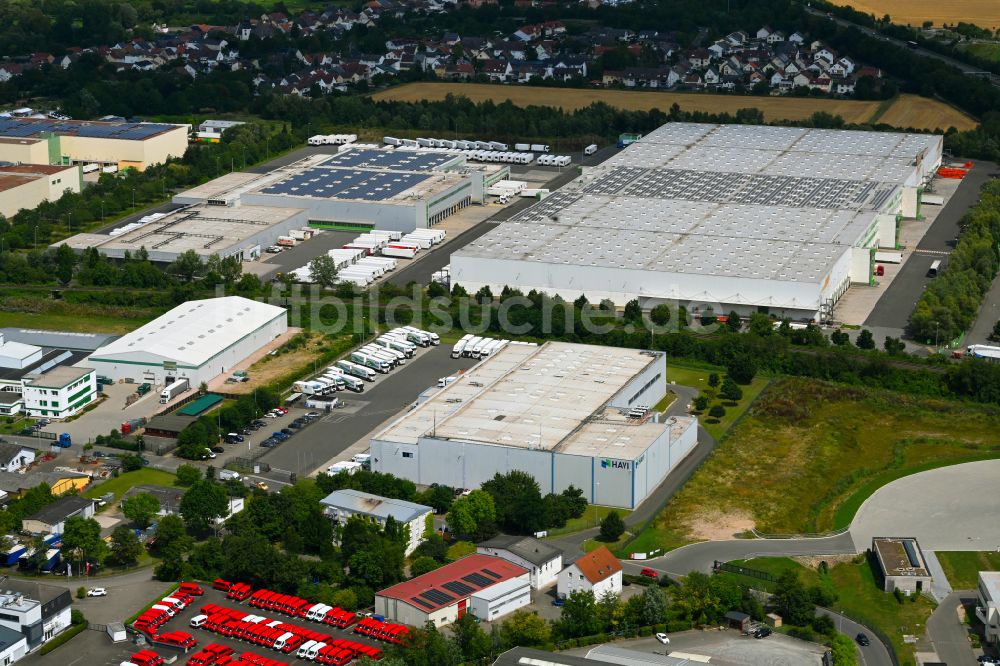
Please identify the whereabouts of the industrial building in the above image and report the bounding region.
[173,149,508,233]
[375,554,530,626]
[450,123,944,322]
[976,571,1000,647]
[320,489,432,555]
[0,117,188,170]
[0,334,97,419]
[871,537,933,594]
[195,120,245,143]
[86,296,287,386]
[0,164,81,218]
[22,496,95,535]
[61,203,310,263]
[0,580,73,659]
[370,341,698,510]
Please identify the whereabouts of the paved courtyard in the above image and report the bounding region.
[567,631,825,666]
[850,459,1000,551]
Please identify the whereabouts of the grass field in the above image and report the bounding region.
[836,0,1000,28]
[372,83,976,130]
[666,362,770,441]
[936,552,1000,589]
[83,469,178,503]
[646,377,1000,545]
[730,556,934,664]
[963,42,1000,63]
[878,94,978,131]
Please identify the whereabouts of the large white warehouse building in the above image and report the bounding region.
[87,296,287,386]
[370,341,697,510]
[450,123,943,322]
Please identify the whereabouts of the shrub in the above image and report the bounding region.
[76,586,86,599]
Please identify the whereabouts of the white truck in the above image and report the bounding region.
[335,359,376,381]
[401,325,439,345]
[452,334,473,358]
[531,144,550,153]
[514,143,531,152]
[382,244,418,259]
[584,143,598,155]
[159,378,189,404]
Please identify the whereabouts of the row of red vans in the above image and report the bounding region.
[180,582,206,597]
[238,651,290,666]
[127,649,164,666]
[353,619,408,645]
[187,643,235,665]
[151,631,197,649]
[133,591,198,635]
[247,589,357,629]
[315,638,383,665]
[213,579,254,602]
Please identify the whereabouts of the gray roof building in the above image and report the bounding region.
[479,535,562,567]
[319,489,431,524]
[22,495,94,534]
[121,484,186,515]
[0,328,118,353]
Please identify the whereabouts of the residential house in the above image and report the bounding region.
[22,496,95,535]
[689,48,712,68]
[0,443,35,473]
[766,30,785,44]
[557,546,622,599]
[756,26,775,40]
[480,59,512,82]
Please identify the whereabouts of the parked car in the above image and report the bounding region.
[87,588,107,597]
[551,598,565,607]
[280,428,293,435]
[211,446,225,454]
[654,633,670,645]
[640,568,659,578]
[753,627,772,639]
[260,439,278,448]
[256,481,269,491]
[856,633,870,646]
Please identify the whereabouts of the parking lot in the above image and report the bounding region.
[25,586,387,666]
[565,630,826,666]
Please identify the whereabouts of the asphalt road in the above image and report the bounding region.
[257,344,477,476]
[926,591,981,666]
[817,607,894,666]
[254,229,359,280]
[865,161,997,331]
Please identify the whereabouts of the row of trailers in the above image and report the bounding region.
[308,134,359,146]
[289,229,446,287]
[383,136,550,152]
[294,326,441,396]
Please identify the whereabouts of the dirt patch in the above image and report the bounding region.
[878,94,977,132]
[686,509,756,541]
[209,328,316,395]
[792,554,857,570]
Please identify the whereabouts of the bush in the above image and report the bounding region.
[76,586,86,599]
[40,620,87,654]
[708,404,726,418]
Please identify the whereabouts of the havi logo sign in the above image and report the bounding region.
[601,458,631,470]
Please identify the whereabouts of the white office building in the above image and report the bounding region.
[320,489,432,555]
[977,571,1000,646]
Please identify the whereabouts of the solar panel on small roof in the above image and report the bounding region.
[482,568,503,579]
[462,573,492,587]
[442,581,475,596]
[411,596,434,609]
[421,589,454,605]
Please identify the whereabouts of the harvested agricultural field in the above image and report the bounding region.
[372,83,975,130]
[836,0,1000,29]
[878,94,977,131]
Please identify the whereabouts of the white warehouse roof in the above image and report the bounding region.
[90,297,286,368]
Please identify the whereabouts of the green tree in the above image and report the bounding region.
[482,470,546,534]
[150,514,192,557]
[452,613,491,662]
[708,404,726,418]
[650,304,671,326]
[727,354,757,384]
[555,590,601,638]
[773,570,815,626]
[309,254,339,288]
[884,336,906,355]
[599,511,625,542]
[856,329,876,349]
[636,584,668,626]
[831,329,850,345]
[62,516,108,565]
[748,312,773,336]
[830,633,858,666]
[693,394,709,411]
[708,373,720,388]
[176,463,201,486]
[180,480,229,534]
[447,490,497,541]
[719,378,743,402]
[623,299,642,322]
[55,244,76,284]
[410,556,441,578]
[121,491,160,528]
[499,610,551,648]
[169,249,203,282]
[991,320,1000,342]
[726,311,741,333]
[109,526,142,567]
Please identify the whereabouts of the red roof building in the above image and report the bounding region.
[375,554,529,626]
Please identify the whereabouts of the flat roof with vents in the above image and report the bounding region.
[376,341,693,459]
[89,296,286,369]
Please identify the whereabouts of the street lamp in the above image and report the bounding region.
[67,212,72,233]
[131,188,136,209]
[934,321,939,349]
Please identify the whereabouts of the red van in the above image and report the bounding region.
[212,579,233,592]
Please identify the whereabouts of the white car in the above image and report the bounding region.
[87,588,107,597]
[655,633,670,645]
[203,449,217,459]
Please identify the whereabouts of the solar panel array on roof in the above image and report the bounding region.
[410,596,434,609]
[0,118,175,140]
[421,589,454,605]
[442,581,476,596]
[462,573,493,587]
[260,167,431,201]
[482,568,502,579]
[321,149,454,171]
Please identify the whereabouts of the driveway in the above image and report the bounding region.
[926,591,981,666]
[818,608,893,666]
[565,631,825,666]
[849,459,1000,552]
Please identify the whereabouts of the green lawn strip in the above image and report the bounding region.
[828,557,935,664]
[665,361,770,440]
[831,453,1000,530]
[962,43,1000,63]
[723,557,822,591]
[0,415,34,434]
[936,552,1000,589]
[868,96,898,125]
[612,525,690,558]
[0,310,144,334]
[583,533,630,553]
[84,469,178,503]
[123,583,181,625]
[651,391,677,413]
[544,506,632,538]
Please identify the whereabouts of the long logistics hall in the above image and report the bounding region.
[449,123,943,322]
[370,341,698,509]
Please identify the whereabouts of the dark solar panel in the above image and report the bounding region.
[462,573,492,587]
[442,581,475,596]
[410,596,434,609]
[0,118,172,141]
[420,589,454,605]
[482,569,502,579]
[260,167,430,201]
